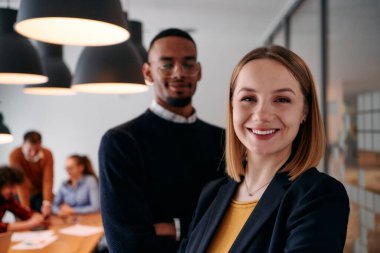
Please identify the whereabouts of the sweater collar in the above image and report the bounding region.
[149,100,197,124]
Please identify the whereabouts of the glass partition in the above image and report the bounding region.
[328,0,380,252]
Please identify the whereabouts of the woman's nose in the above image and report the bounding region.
[252,101,274,123]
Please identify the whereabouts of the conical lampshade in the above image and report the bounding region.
[128,20,147,62]
[0,113,14,144]
[24,42,75,95]
[15,0,129,46]
[72,41,148,94]
[0,8,48,85]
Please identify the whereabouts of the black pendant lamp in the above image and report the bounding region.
[72,41,148,94]
[0,113,14,144]
[24,42,74,95]
[128,20,147,62]
[15,0,129,46]
[0,8,48,85]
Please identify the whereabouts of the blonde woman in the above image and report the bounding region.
[179,46,349,253]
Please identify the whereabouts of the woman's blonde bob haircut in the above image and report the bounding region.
[226,45,325,182]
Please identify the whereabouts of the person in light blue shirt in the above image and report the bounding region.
[52,155,99,215]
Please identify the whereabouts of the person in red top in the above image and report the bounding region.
[0,166,45,233]
[9,131,53,217]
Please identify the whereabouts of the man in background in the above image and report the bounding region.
[0,166,45,233]
[99,28,225,253]
[9,131,53,217]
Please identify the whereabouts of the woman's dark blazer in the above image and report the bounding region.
[178,168,350,253]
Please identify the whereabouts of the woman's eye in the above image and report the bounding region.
[275,97,291,103]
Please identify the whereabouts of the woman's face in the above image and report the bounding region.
[65,157,83,180]
[232,58,307,158]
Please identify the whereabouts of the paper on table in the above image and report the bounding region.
[11,235,58,250]
[59,224,103,236]
[11,230,55,242]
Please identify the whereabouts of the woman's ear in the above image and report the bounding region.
[302,105,309,123]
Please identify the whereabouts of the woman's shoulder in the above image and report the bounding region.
[82,175,98,184]
[295,168,344,185]
[290,168,348,198]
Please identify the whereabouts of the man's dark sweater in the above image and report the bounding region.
[99,109,225,253]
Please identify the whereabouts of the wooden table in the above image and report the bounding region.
[8,213,104,253]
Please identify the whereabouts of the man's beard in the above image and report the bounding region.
[167,97,192,107]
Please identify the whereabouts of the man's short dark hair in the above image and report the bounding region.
[23,131,42,144]
[148,28,196,54]
[0,166,24,190]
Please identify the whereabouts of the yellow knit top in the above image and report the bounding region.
[207,199,258,253]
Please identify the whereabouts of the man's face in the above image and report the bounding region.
[1,184,17,200]
[143,36,201,108]
[22,141,42,162]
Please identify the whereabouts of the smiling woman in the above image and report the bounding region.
[226,46,324,182]
[178,45,349,253]
[232,59,307,161]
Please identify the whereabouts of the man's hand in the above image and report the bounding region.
[27,213,44,228]
[154,222,176,239]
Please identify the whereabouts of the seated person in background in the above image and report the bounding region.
[52,154,99,216]
[9,130,53,217]
[0,166,45,233]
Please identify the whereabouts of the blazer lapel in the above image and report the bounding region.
[195,180,238,253]
[229,172,291,252]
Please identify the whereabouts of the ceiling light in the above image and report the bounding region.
[0,8,48,85]
[72,41,148,94]
[15,0,129,46]
[23,42,75,95]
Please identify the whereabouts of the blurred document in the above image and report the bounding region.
[11,235,57,250]
[59,224,103,236]
[11,230,55,242]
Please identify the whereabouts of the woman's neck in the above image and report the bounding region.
[70,175,83,187]
[245,149,291,184]
[234,150,290,202]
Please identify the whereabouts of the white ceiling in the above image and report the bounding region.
[127,0,286,42]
